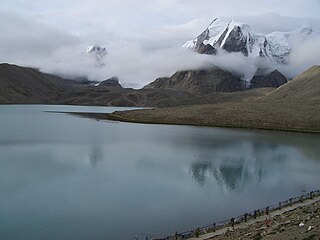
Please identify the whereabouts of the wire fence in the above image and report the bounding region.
[151,190,320,240]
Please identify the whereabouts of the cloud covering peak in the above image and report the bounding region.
[0,1,320,87]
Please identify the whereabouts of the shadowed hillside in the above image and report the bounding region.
[0,63,272,107]
[0,63,77,103]
[0,63,197,106]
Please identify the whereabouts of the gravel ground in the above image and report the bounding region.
[208,201,320,240]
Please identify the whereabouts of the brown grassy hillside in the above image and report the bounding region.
[264,65,320,104]
[105,65,320,133]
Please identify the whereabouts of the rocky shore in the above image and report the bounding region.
[158,195,320,240]
[206,199,320,240]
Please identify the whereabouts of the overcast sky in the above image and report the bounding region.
[0,0,320,86]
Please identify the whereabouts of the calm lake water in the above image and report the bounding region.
[1,105,320,240]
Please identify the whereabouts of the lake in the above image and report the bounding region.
[1,105,320,240]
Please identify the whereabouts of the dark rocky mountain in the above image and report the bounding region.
[196,42,217,55]
[0,63,301,108]
[0,63,78,103]
[97,77,122,88]
[144,67,245,95]
[0,63,205,107]
[250,70,288,88]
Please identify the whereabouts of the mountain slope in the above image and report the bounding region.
[0,63,214,107]
[144,66,289,94]
[264,65,320,104]
[144,67,245,94]
[0,63,78,103]
[103,66,320,133]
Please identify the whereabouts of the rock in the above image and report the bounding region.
[97,77,122,88]
[250,70,288,89]
[144,66,245,95]
[299,222,305,227]
[197,43,217,55]
[308,226,314,231]
[222,25,251,56]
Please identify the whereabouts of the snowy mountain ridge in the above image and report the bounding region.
[86,45,108,58]
[183,18,315,64]
[85,44,108,66]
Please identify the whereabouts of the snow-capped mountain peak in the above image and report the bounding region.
[85,44,108,67]
[183,18,257,57]
[183,18,315,64]
[86,44,108,59]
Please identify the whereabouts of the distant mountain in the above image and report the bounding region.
[0,63,77,103]
[250,70,288,89]
[0,63,203,107]
[144,67,245,94]
[183,18,315,64]
[2,63,315,108]
[94,77,122,89]
[144,66,288,94]
[107,65,320,133]
[85,44,108,66]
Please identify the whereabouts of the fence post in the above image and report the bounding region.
[254,210,257,219]
[266,206,269,215]
[279,202,281,210]
[244,213,247,222]
[230,218,235,228]
[310,191,314,199]
[300,195,304,203]
[289,198,293,206]
[195,227,200,238]
[213,223,216,232]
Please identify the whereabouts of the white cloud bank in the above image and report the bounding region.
[38,37,320,88]
[0,8,320,88]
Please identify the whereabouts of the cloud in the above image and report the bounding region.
[0,3,320,88]
[38,44,214,87]
[140,18,210,50]
[0,12,82,63]
[278,35,320,78]
[235,13,320,34]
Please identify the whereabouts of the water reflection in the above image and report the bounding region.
[213,157,246,191]
[190,156,248,191]
[189,140,310,192]
[88,145,104,166]
[190,162,212,186]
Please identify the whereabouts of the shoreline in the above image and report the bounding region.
[56,111,320,134]
[194,197,320,240]
[155,191,320,240]
[105,112,320,134]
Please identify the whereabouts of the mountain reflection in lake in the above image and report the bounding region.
[0,105,319,240]
[188,132,319,193]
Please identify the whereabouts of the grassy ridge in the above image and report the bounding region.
[107,102,320,133]
[104,66,320,133]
